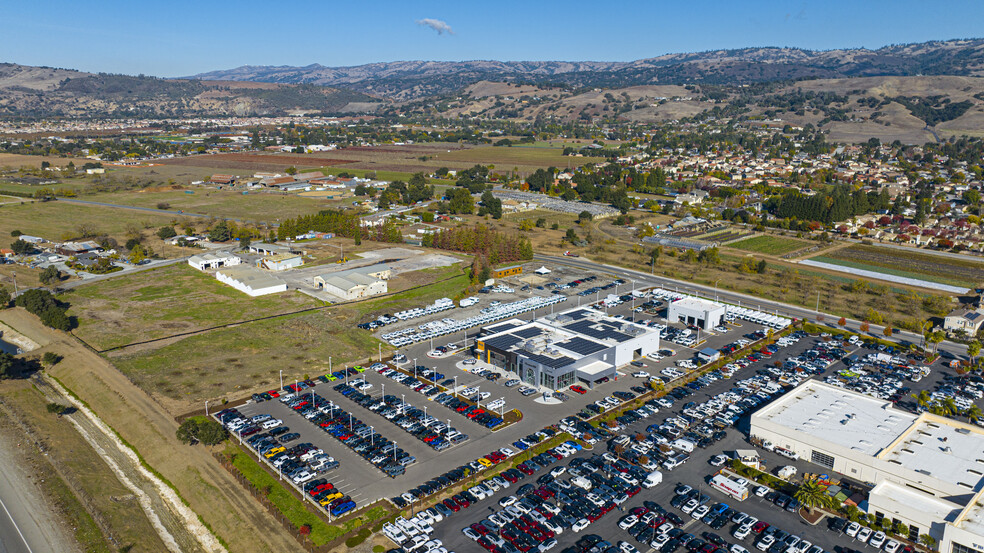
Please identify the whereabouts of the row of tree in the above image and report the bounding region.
[275,209,402,244]
[422,225,533,265]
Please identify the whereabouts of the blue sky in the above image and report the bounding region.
[3,0,983,77]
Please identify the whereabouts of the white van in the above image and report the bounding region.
[642,470,663,488]
[671,438,696,453]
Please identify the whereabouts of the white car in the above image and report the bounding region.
[733,525,751,540]
[462,527,481,541]
[618,515,639,530]
[571,518,590,533]
[549,467,567,478]
[756,535,775,551]
[619,542,640,553]
[710,454,728,466]
[845,522,860,537]
[856,527,873,543]
[681,499,698,514]
[883,540,902,553]
[869,531,886,548]
[651,534,671,549]
[692,505,710,520]
[632,371,650,378]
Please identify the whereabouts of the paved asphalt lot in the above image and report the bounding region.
[424,336,967,553]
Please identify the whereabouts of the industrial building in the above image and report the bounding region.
[493,265,523,279]
[314,264,391,301]
[188,251,242,271]
[750,380,984,553]
[215,266,287,296]
[476,307,660,390]
[667,296,727,331]
[258,253,303,271]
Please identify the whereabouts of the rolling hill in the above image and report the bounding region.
[0,63,383,119]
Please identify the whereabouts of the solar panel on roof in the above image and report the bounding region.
[484,334,521,350]
[559,336,607,355]
[514,327,543,339]
[525,352,576,369]
[565,320,632,342]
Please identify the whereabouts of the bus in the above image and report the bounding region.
[710,474,749,501]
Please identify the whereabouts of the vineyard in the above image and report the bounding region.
[810,245,984,288]
[728,235,812,255]
[702,230,751,243]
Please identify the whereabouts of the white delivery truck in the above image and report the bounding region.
[709,474,749,501]
[642,470,664,488]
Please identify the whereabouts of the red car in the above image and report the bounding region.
[570,385,587,394]
[752,521,769,534]
[267,390,280,397]
[517,464,534,476]
[443,498,460,512]
[454,494,470,509]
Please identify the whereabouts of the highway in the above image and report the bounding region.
[534,253,970,358]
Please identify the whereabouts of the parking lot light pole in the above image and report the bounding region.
[378,343,382,362]
[205,400,209,418]
[498,398,505,417]
[370,426,374,446]
[454,376,458,397]
[476,386,481,408]
[279,370,283,391]
[401,394,405,413]
[413,358,417,379]
[329,357,332,374]
[349,412,353,430]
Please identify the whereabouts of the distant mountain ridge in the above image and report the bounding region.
[189,39,984,99]
[0,63,381,119]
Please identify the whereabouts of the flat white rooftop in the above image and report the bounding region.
[755,380,916,456]
[669,297,724,311]
[870,480,962,522]
[882,418,984,492]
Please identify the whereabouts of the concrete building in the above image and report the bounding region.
[215,266,287,296]
[258,253,303,272]
[314,264,390,301]
[249,242,292,256]
[750,380,984,552]
[476,307,660,390]
[667,297,727,331]
[188,251,242,271]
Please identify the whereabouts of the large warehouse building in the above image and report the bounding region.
[750,380,984,553]
[667,296,727,331]
[476,307,660,390]
[314,264,391,301]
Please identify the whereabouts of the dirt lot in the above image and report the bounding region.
[0,307,300,553]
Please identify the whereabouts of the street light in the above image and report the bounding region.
[279,370,283,391]
[205,400,209,417]
[454,376,458,398]
[370,426,374,446]
[413,358,418,379]
[714,279,720,302]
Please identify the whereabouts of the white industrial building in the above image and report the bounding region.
[314,264,390,301]
[258,253,304,271]
[750,380,984,553]
[187,251,242,271]
[477,307,660,390]
[215,266,287,296]
[667,296,727,331]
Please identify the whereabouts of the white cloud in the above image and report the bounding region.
[415,18,454,35]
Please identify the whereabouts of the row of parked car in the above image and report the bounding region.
[371,363,504,429]
[333,381,465,451]
[380,295,568,347]
[214,408,355,517]
[361,298,457,331]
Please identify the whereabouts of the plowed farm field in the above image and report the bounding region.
[809,244,984,288]
[160,153,357,172]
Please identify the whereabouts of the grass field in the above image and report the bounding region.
[82,188,336,222]
[436,145,600,170]
[0,200,196,243]
[67,263,320,350]
[727,235,813,256]
[810,245,984,288]
[108,270,469,408]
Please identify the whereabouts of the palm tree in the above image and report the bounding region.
[968,340,981,367]
[794,479,833,515]
[912,390,931,410]
[965,405,982,424]
[941,397,958,417]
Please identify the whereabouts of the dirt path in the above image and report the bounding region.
[0,308,300,553]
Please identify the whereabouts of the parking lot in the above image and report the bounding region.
[392,330,981,553]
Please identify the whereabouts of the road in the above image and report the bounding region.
[0,428,78,553]
[534,253,969,358]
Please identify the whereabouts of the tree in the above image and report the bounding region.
[447,188,474,215]
[535,218,546,228]
[176,417,227,446]
[0,286,9,309]
[918,534,936,551]
[519,219,534,231]
[964,405,982,423]
[859,321,870,333]
[10,239,32,255]
[0,352,14,379]
[578,211,593,224]
[41,352,61,367]
[794,479,833,515]
[285,166,297,175]
[208,221,232,242]
[565,228,579,244]
[913,390,931,409]
[838,317,847,326]
[39,266,61,285]
[883,326,894,337]
[45,402,69,415]
[239,236,252,251]
[157,226,177,240]
[128,244,147,264]
[927,330,945,354]
[968,340,981,366]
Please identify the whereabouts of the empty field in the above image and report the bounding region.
[728,235,812,255]
[809,245,984,288]
[0,200,195,243]
[82,188,336,222]
[66,263,319,350]
[436,145,601,170]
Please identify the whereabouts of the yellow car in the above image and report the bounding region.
[264,447,285,458]
[319,491,343,505]
[477,457,493,468]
